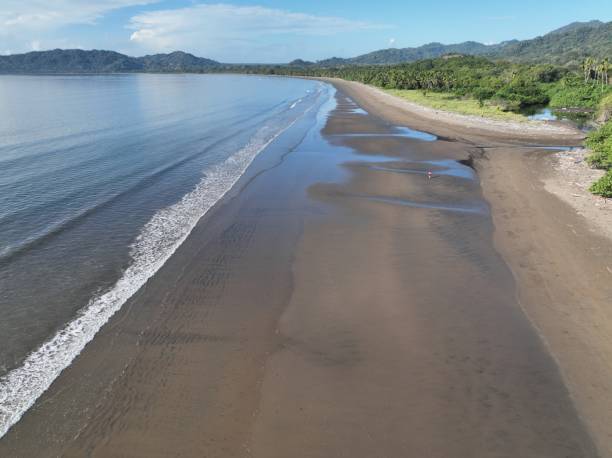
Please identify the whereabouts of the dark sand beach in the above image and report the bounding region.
[0,81,608,457]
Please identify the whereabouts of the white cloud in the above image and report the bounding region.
[1,0,157,31]
[388,37,396,46]
[0,1,390,60]
[128,3,388,61]
[1,0,159,54]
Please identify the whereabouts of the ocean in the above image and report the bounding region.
[0,73,331,436]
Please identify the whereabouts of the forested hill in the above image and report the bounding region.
[0,50,220,73]
[490,20,612,65]
[316,41,507,66]
[308,20,611,67]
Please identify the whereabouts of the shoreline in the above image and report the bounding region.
[0,77,609,457]
[0,76,329,440]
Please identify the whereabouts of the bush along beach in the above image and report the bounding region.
[586,119,612,197]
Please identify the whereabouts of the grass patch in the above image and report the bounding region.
[384,89,528,122]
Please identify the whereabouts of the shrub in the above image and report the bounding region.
[585,120,612,152]
[548,76,612,109]
[589,171,612,198]
[531,64,567,83]
[586,147,612,169]
[586,120,612,197]
[494,77,549,108]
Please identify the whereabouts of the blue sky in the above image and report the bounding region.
[2,0,611,62]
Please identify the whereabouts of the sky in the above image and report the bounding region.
[1,0,611,62]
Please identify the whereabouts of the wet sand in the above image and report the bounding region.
[0,83,603,457]
[478,149,612,458]
[331,79,612,456]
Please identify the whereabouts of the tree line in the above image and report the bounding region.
[225,55,611,113]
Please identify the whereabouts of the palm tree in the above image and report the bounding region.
[602,58,609,86]
[582,58,591,83]
[583,57,596,83]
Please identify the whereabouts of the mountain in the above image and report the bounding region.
[0,49,142,73]
[547,20,604,36]
[488,20,612,65]
[317,41,501,66]
[139,51,219,72]
[313,20,610,67]
[288,59,315,66]
[0,49,220,74]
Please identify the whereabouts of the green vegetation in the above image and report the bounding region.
[262,56,556,111]
[590,171,612,197]
[262,55,611,117]
[547,57,612,110]
[586,121,612,168]
[586,120,612,197]
[384,89,527,121]
[547,75,612,109]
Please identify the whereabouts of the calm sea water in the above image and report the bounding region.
[0,73,330,435]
